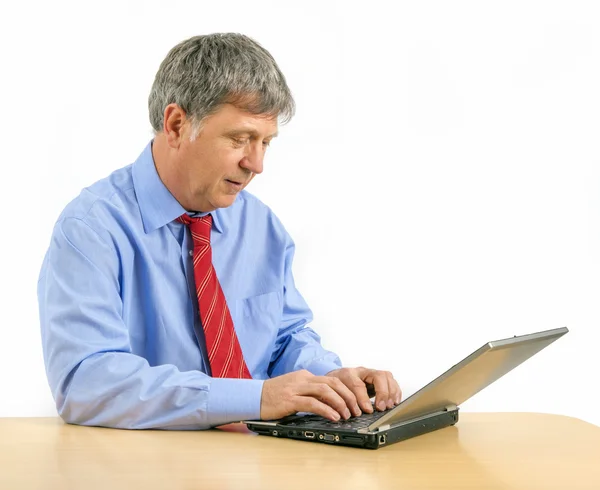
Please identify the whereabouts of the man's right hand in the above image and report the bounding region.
[260,370,363,421]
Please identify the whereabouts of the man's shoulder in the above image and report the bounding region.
[229,190,289,239]
[57,164,136,227]
[236,189,270,213]
[236,190,284,225]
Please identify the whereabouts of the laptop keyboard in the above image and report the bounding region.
[280,408,391,430]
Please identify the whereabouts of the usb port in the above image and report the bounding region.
[304,431,315,439]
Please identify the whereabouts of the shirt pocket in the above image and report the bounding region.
[233,291,282,378]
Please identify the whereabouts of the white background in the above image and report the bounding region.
[0,1,598,426]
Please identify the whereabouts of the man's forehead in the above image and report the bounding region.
[203,103,279,136]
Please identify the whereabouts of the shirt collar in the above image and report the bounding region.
[132,140,224,234]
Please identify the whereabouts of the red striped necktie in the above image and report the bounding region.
[177,214,251,379]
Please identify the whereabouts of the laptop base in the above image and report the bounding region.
[246,408,459,450]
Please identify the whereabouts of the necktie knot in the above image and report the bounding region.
[177,214,212,242]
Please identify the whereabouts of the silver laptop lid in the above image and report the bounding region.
[369,327,569,431]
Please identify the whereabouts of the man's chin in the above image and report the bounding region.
[212,193,239,209]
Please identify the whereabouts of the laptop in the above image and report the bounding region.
[244,327,569,449]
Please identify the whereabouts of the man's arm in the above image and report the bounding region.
[38,217,263,429]
[267,233,342,378]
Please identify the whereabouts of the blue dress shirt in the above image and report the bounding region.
[37,140,341,430]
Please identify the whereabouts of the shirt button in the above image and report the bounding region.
[189,250,194,257]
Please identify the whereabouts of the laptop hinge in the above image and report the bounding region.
[366,405,460,432]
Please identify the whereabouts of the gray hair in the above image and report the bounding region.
[148,33,295,140]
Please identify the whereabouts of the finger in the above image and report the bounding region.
[387,372,402,405]
[352,367,374,413]
[385,373,395,409]
[294,396,341,422]
[302,382,352,420]
[334,374,372,414]
[320,376,362,417]
[365,371,390,411]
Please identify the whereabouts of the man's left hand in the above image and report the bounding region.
[326,367,402,415]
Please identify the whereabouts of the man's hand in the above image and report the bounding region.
[260,370,363,421]
[326,367,402,413]
[260,367,402,422]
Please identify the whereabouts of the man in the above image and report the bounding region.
[38,33,401,429]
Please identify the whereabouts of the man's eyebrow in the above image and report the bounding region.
[224,129,279,139]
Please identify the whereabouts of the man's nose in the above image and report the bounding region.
[240,144,264,175]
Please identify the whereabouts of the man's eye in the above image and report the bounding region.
[262,140,271,147]
[232,138,247,146]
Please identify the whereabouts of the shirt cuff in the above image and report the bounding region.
[207,378,264,426]
[305,358,343,377]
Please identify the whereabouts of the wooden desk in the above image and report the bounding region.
[0,413,598,489]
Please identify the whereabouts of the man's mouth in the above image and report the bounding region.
[225,179,244,187]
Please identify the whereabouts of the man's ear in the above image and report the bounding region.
[163,103,189,148]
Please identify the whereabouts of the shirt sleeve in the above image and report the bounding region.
[267,231,342,378]
[38,217,264,430]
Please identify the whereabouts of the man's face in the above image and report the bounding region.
[175,103,278,212]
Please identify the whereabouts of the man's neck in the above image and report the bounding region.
[152,134,191,211]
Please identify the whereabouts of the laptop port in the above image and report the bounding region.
[323,434,336,442]
[304,431,315,439]
[378,434,387,445]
